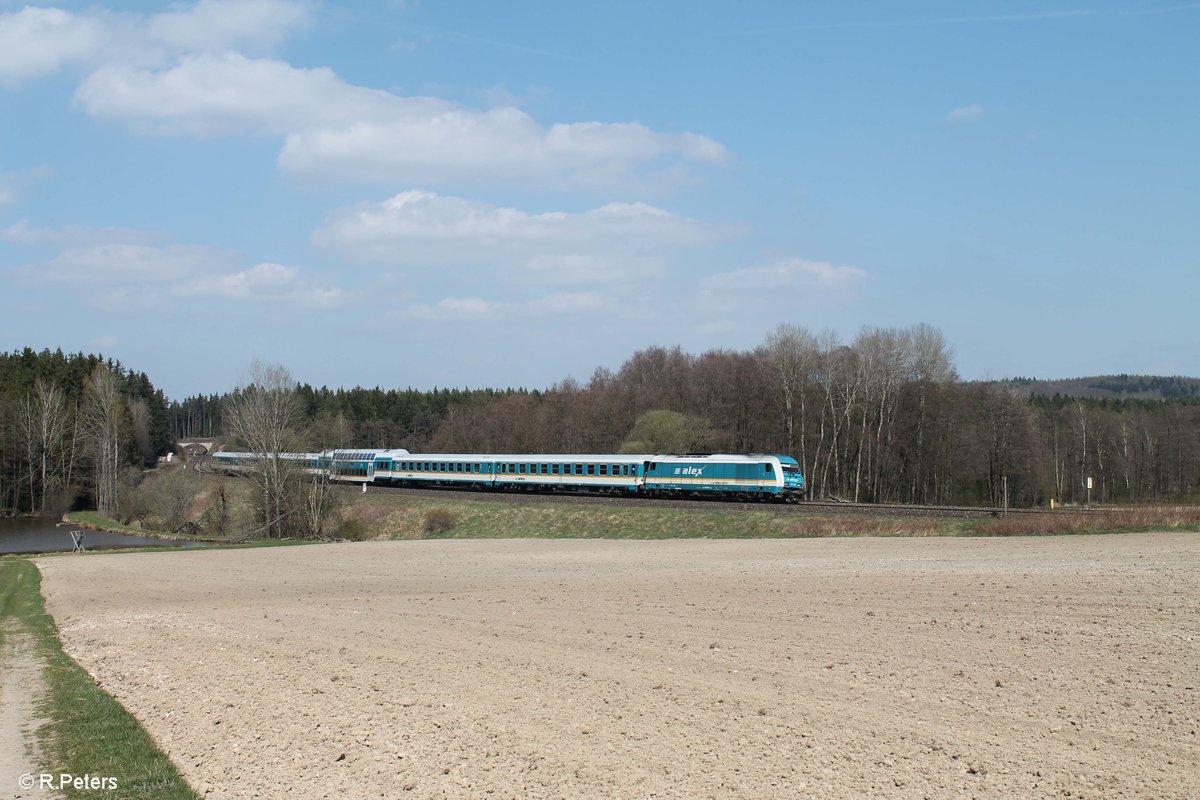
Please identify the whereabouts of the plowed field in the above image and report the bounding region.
[37,533,1200,799]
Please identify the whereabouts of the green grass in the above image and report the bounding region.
[344,492,1200,540]
[0,560,200,799]
[348,493,961,539]
[65,513,176,537]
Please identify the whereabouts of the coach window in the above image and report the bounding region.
[586,464,594,475]
[599,465,608,476]
[764,464,773,473]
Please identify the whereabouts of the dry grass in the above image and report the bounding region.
[422,508,459,535]
[786,515,942,537]
[977,506,1200,536]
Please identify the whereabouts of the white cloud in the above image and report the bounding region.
[172,262,348,308]
[395,291,604,321]
[946,104,985,122]
[76,54,726,184]
[17,236,344,310]
[0,1,310,85]
[314,190,721,283]
[279,113,726,186]
[145,0,311,54]
[7,2,725,188]
[0,7,107,86]
[700,258,868,292]
[0,184,14,207]
[75,53,399,136]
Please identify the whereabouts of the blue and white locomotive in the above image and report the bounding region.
[212,449,805,501]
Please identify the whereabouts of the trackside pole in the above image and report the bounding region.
[362,482,366,493]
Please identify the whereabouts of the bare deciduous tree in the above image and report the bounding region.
[223,360,305,538]
[82,365,127,518]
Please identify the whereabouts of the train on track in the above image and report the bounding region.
[211,449,805,501]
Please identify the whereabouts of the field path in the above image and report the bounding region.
[0,625,55,799]
[36,533,1200,799]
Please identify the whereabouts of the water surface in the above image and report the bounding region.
[0,518,205,554]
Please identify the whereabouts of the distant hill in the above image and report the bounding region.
[996,374,1200,401]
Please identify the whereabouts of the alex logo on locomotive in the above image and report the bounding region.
[674,467,705,476]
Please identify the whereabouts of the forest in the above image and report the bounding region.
[0,348,172,516]
[3,325,1199,518]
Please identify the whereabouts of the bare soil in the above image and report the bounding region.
[36,533,1200,799]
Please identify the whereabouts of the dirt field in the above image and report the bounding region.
[36,533,1199,799]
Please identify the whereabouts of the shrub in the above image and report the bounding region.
[422,508,458,535]
[339,517,369,541]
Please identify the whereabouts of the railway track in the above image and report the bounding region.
[200,455,1100,520]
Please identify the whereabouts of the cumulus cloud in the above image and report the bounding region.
[314,190,721,283]
[13,233,344,309]
[75,53,399,136]
[6,2,723,187]
[76,53,725,185]
[0,1,310,85]
[0,7,107,86]
[946,104,985,122]
[394,291,605,321]
[145,0,312,53]
[700,258,868,292]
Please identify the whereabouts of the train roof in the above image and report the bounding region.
[397,452,786,462]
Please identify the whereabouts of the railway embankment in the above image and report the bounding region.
[64,468,1200,546]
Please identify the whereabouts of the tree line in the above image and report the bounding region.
[208,324,1200,510]
[7,328,1200,522]
[0,348,172,516]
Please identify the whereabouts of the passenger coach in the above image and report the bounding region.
[213,449,805,501]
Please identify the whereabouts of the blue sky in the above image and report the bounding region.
[1,0,1197,399]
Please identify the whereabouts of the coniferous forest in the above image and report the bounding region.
[3,324,1199,517]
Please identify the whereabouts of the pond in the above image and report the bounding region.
[0,517,206,555]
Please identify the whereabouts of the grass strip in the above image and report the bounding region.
[344,493,1200,540]
[62,511,161,536]
[0,560,200,799]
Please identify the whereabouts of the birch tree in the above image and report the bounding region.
[82,365,126,518]
[223,360,305,538]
